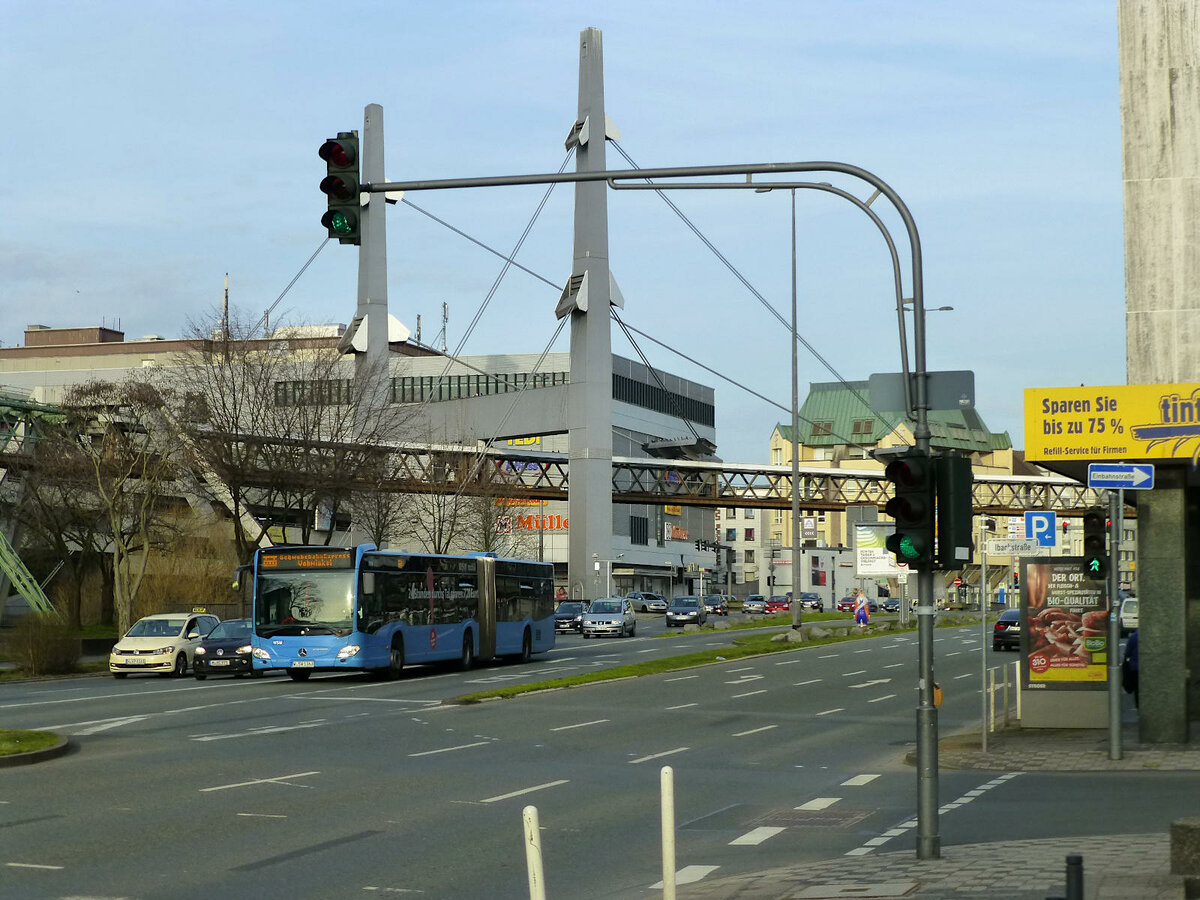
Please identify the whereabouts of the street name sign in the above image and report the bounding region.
[1087,463,1154,490]
[986,539,1041,556]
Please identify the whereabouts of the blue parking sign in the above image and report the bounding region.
[1024,511,1057,547]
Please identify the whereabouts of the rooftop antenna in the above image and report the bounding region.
[415,314,422,344]
[441,302,448,354]
[222,273,230,341]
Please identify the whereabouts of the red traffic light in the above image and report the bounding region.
[319,139,356,169]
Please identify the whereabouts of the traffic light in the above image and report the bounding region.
[319,132,361,244]
[695,540,702,552]
[934,453,973,571]
[884,450,935,570]
[1082,507,1107,579]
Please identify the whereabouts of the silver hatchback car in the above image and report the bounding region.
[583,597,637,638]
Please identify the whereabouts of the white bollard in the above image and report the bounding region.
[523,805,546,900]
[661,765,676,900]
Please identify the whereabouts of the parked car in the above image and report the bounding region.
[702,594,729,616]
[881,597,901,614]
[836,596,857,613]
[766,595,791,613]
[554,601,587,633]
[627,591,668,613]
[109,612,220,678]
[992,608,1021,651]
[582,598,637,638]
[193,618,258,680]
[1119,597,1139,636]
[666,596,707,627]
[742,594,767,614]
[798,592,823,612]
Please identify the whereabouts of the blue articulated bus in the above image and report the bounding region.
[249,544,555,681]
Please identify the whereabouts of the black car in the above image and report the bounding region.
[193,619,258,679]
[993,608,1021,650]
[881,597,901,614]
[702,594,729,616]
[666,596,707,627]
[798,592,823,612]
[554,601,587,633]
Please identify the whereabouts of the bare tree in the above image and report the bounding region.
[63,378,185,636]
[163,310,419,557]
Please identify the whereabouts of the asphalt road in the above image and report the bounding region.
[1,618,1188,899]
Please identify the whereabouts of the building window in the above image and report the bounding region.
[726,507,737,517]
[744,509,756,519]
[771,447,782,465]
[811,421,833,436]
[744,528,755,541]
[851,419,874,435]
[725,528,736,542]
[744,549,755,564]
[630,515,649,546]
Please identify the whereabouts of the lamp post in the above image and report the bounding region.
[593,553,624,598]
[666,560,674,600]
[979,517,995,752]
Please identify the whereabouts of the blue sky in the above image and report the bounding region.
[1,2,1124,463]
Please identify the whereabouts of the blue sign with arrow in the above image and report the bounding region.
[1087,463,1155,490]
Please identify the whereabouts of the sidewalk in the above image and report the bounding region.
[683,721,1200,899]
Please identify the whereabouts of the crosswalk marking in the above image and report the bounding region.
[730,826,785,845]
[795,797,840,811]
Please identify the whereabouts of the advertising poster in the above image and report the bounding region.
[855,524,907,577]
[1020,558,1109,691]
[1024,382,1200,462]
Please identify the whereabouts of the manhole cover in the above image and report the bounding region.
[751,807,872,828]
[793,883,917,899]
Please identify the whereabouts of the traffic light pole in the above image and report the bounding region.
[1108,489,1123,759]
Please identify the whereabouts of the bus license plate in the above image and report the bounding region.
[291,661,315,668]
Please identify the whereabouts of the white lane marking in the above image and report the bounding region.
[550,719,609,732]
[637,648,658,653]
[200,771,320,793]
[731,690,767,699]
[725,666,756,673]
[774,657,805,665]
[726,675,764,684]
[818,654,838,659]
[795,797,840,811]
[815,708,844,716]
[868,694,896,703]
[665,675,699,682]
[630,747,689,764]
[946,651,962,657]
[650,865,720,888]
[954,672,974,680]
[481,780,569,804]
[732,725,777,737]
[192,721,328,742]
[666,703,698,710]
[883,663,904,669]
[841,670,867,677]
[844,771,1023,855]
[841,774,881,786]
[793,678,822,687]
[853,648,873,654]
[408,741,491,757]
[730,826,785,845]
[237,812,288,818]
[52,715,149,735]
[6,862,65,870]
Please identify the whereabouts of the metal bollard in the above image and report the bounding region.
[1045,852,1084,900]
[523,805,546,900]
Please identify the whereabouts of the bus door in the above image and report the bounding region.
[476,557,497,661]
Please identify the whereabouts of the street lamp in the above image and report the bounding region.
[979,517,996,753]
[593,552,624,598]
[665,560,674,600]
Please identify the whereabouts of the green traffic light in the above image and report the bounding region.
[898,534,921,560]
[329,211,353,235]
[1088,558,1102,573]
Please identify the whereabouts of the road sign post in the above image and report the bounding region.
[1087,463,1154,491]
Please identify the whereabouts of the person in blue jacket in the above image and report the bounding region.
[1121,629,1139,708]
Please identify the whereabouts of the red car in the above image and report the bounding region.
[766,596,790,613]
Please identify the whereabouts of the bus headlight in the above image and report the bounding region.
[252,647,271,660]
[337,645,361,660]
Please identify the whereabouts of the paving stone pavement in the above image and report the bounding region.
[680,723,1200,900]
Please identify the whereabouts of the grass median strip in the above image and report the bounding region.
[451,615,978,704]
[0,729,60,756]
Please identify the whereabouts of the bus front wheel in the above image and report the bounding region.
[519,629,532,664]
[387,639,405,680]
[288,669,311,682]
[460,635,475,671]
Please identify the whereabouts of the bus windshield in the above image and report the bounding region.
[256,569,355,636]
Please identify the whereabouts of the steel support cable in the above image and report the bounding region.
[400,192,862,449]
[610,308,703,444]
[609,142,880,452]
[252,238,331,336]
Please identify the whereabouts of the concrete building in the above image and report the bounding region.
[0,322,719,602]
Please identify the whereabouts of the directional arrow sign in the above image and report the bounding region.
[848,678,892,689]
[1087,463,1154,490]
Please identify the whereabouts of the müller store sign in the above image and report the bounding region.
[496,513,568,533]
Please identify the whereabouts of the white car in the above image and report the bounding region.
[109,613,220,678]
[582,598,637,638]
[1119,597,1139,636]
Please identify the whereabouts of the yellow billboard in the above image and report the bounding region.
[1024,383,1200,462]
